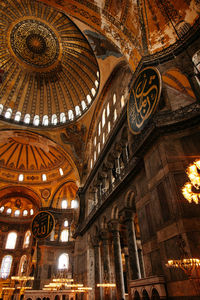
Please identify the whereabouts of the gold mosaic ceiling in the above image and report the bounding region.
[0,0,100,127]
[0,130,77,184]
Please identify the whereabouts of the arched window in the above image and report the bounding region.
[42,174,47,181]
[42,115,48,126]
[14,111,21,122]
[97,142,100,154]
[33,115,40,126]
[95,80,99,88]
[134,291,140,300]
[102,109,105,128]
[0,104,3,115]
[61,200,68,209]
[0,255,13,278]
[102,133,105,144]
[68,110,74,121]
[107,103,110,117]
[97,71,100,78]
[60,229,69,242]
[63,220,68,227]
[94,151,96,162]
[75,106,81,116]
[51,114,57,125]
[87,94,92,104]
[30,209,34,215]
[113,93,116,105]
[59,168,64,176]
[23,231,31,248]
[90,159,93,169]
[7,208,12,215]
[0,206,4,213]
[108,121,111,133]
[114,108,117,121]
[5,108,12,119]
[81,101,87,111]
[14,210,20,217]
[60,112,66,123]
[91,88,96,96]
[71,200,78,209]
[18,255,27,276]
[121,95,125,108]
[98,122,101,136]
[5,232,17,249]
[58,253,69,269]
[94,136,96,146]
[23,210,28,216]
[24,114,30,124]
[18,174,24,182]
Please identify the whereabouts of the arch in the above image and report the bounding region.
[111,206,118,219]
[51,181,78,209]
[75,106,81,116]
[5,232,17,249]
[151,288,160,300]
[68,110,74,121]
[55,296,60,300]
[134,291,141,300]
[142,289,150,300]
[60,112,66,123]
[5,108,12,119]
[24,114,30,124]
[58,253,69,270]
[15,111,21,122]
[81,100,87,110]
[23,231,31,248]
[42,115,49,126]
[33,115,40,126]
[18,255,27,275]
[60,229,69,242]
[125,190,136,209]
[51,114,57,125]
[0,255,13,278]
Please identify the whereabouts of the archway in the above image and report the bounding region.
[151,288,160,300]
[134,291,140,300]
[142,289,150,300]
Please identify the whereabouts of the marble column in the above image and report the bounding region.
[92,236,102,300]
[108,220,125,300]
[122,209,141,280]
[100,230,112,299]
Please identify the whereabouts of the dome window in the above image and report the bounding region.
[30,209,34,215]
[94,151,96,162]
[7,208,12,215]
[0,104,3,115]
[121,95,125,108]
[42,174,47,181]
[18,174,24,182]
[94,136,96,146]
[75,106,81,116]
[14,111,21,122]
[24,114,30,124]
[33,115,40,126]
[108,121,111,133]
[87,94,92,104]
[114,108,117,121]
[14,210,20,217]
[23,210,28,216]
[51,114,57,125]
[97,142,100,154]
[91,88,96,97]
[60,112,66,123]
[0,206,4,213]
[59,168,64,176]
[42,115,48,126]
[102,133,105,144]
[61,200,68,209]
[98,122,101,136]
[102,109,106,128]
[81,101,87,111]
[97,71,100,78]
[95,80,99,88]
[5,108,12,119]
[113,93,116,105]
[90,159,93,169]
[107,103,110,117]
[68,110,74,121]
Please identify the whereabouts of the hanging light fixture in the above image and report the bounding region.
[182,160,200,204]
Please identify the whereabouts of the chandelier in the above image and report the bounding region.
[182,160,200,204]
[166,259,200,277]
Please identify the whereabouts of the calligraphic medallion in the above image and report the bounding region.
[127,67,162,134]
[31,211,55,239]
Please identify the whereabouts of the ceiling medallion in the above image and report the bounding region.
[10,19,60,68]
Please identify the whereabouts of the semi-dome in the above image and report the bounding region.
[0,0,100,127]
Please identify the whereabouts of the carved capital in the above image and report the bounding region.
[99,229,110,241]
[108,219,120,232]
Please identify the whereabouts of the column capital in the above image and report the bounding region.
[108,219,120,232]
[119,208,136,222]
[99,229,110,241]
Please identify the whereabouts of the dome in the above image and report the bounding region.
[0,130,76,183]
[0,0,100,127]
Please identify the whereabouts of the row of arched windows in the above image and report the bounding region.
[17,168,64,182]
[0,206,34,217]
[4,230,31,250]
[0,253,69,279]
[91,93,125,169]
[61,199,78,209]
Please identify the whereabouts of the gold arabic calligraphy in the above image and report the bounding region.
[32,212,54,239]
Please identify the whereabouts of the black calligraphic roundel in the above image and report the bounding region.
[31,211,55,239]
[127,67,162,134]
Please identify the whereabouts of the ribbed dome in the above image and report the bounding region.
[0,0,100,127]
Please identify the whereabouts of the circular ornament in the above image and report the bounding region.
[10,19,59,68]
[127,67,162,134]
[31,211,55,239]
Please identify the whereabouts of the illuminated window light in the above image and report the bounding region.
[71,200,78,209]
[23,210,28,216]
[102,109,105,127]
[42,115,48,126]
[0,255,13,278]
[97,71,100,78]
[91,88,96,97]
[114,109,117,121]
[33,115,40,126]
[98,122,101,136]
[95,80,99,88]
[6,232,17,249]
[68,110,74,121]
[30,209,34,215]
[64,220,68,227]
[24,114,30,124]
[60,112,66,123]
[75,106,81,116]
[59,168,64,176]
[58,253,69,270]
[94,151,96,162]
[51,114,57,125]
[5,108,12,119]
[108,121,111,133]
[87,94,92,104]
[60,229,69,242]
[14,210,20,217]
[90,159,93,169]
[97,142,100,154]
[42,174,47,181]
[121,95,125,108]
[18,174,24,182]
[14,111,21,122]
[113,93,116,105]
[102,133,105,144]
[7,208,12,215]
[94,136,96,146]
[61,200,68,209]
[0,104,3,115]
[0,206,4,213]
[107,103,110,117]
[81,101,87,110]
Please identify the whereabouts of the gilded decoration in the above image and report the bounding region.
[10,19,60,69]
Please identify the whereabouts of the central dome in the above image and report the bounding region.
[0,0,100,127]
